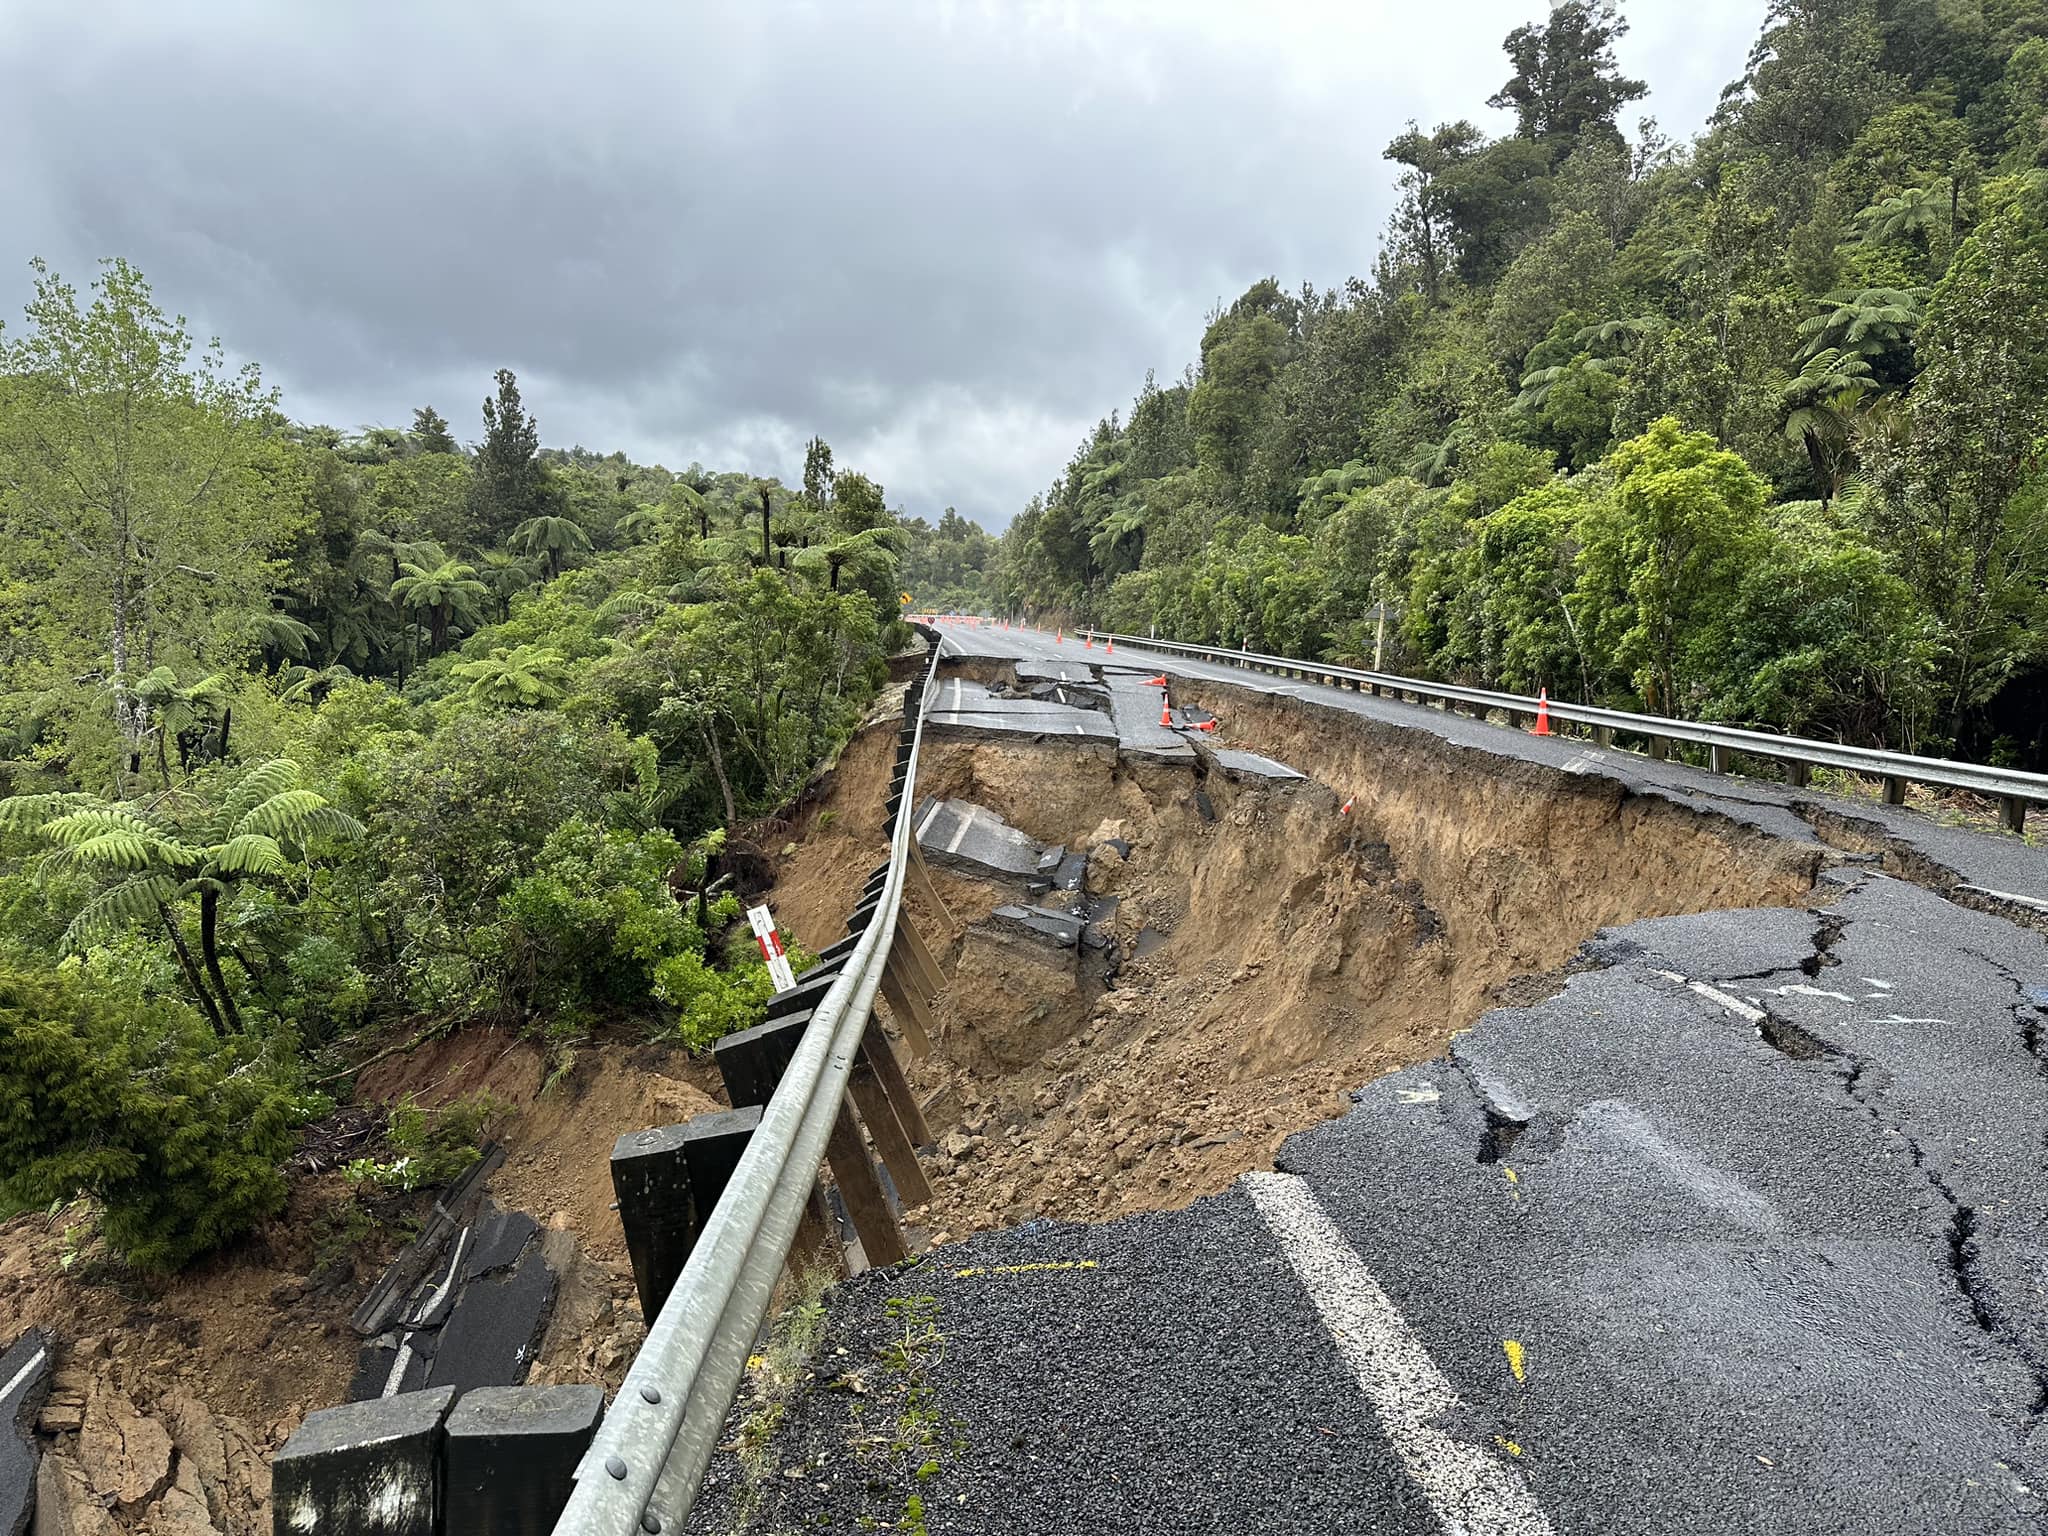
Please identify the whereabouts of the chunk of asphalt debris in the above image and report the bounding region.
[989,904,1085,949]
[0,1329,52,1536]
[918,798,1051,883]
[1210,748,1306,782]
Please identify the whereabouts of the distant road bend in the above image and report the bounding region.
[669,619,2048,1536]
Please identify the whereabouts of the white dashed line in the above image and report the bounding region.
[1654,970,1766,1026]
[1244,1172,1556,1536]
[945,805,978,855]
[1,1344,47,1407]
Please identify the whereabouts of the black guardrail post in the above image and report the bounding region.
[271,1387,456,1536]
[610,1105,765,1324]
[443,1384,605,1536]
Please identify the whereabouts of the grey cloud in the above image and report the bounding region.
[1,0,1762,526]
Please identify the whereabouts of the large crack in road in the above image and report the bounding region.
[696,629,2048,1536]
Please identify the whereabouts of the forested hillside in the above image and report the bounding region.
[0,261,913,1266]
[996,0,2048,767]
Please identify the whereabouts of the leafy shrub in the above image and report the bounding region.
[0,968,297,1272]
[651,948,780,1051]
[345,1090,504,1194]
[496,818,703,1011]
[283,934,372,1036]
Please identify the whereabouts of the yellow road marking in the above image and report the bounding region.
[951,1260,1099,1279]
[1504,1339,1527,1382]
[1495,1436,1525,1457]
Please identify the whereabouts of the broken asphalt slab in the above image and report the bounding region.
[915,798,1051,883]
[0,1331,50,1536]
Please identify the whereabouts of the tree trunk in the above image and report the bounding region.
[759,488,773,566]
[157,898,227,1034]
[702,723,737,827]
[198,886,245,1032]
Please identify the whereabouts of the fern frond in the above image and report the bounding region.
[219,760,304,830]
[234,790,363,844]
[210,833,289,877]
[0,792,96,833]
[60,874,178,951]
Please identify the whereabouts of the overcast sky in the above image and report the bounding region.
[1,1,1765,528]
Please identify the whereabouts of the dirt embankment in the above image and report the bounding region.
[2,1024,727,1533]
[789,672,1825,1243]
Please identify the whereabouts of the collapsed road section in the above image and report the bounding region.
[698,629,2048,1536]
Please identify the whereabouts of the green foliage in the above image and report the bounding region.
[345,1090,504,1195]
[496,819,703,1012]
[990,0,2045,763]
[0,967,296,1272]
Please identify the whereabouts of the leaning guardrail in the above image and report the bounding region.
[1077,630,2045,836]
[551,627,947,1535]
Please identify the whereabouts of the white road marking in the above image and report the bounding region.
[1396,1084,1440,1104]
[1772,983,1854,1002]
[1243,1172,1556,1536]
[0,1344,47,1407]
[915,800,946,841]
[386,1226,471,1397]
[1073,725,1084,735]
[949,678,963,713]
[1654,970,1767,1026]
[945,805,978,856]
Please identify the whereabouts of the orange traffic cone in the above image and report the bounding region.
[1339,796,1354,816]
[1144,674,1167,687]
[1160,698,1174,729]
[1085,633,1094,650]
[1106,638,1114,654]
[1056,628,1063,645]
[1532,689,1552,736]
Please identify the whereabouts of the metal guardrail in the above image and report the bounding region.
[1080,629,2044,833]
[552,629,944,1535]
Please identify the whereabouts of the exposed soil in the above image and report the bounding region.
[775,664,1828,1245]
[1,1022,727,1532]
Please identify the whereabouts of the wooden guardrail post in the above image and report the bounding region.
[1883,774,1908,806]
[878,951,935,1056]
[1784,759,1812,788]
[893,918,946,1002]
[861,1015,931,1144]
[847,1049,933,1209]
[2000,796,2028,835]
[271,1388,456,1536]
[907,840,955,929]
[1709,744,1732,774]
[715,1012,906,1271]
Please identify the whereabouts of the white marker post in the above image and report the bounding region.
[746,904,799,993]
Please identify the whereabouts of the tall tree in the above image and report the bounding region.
[1489,0,1648,164]
[802,436,835,507]
[0,259,283,786]
[410,404,457,454]
[472,368,544,541]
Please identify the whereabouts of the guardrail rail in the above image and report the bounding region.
[1067,629,2044,836]
[552,623,947,1534]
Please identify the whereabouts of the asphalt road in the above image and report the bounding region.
[0,1330,49,1536]
[689,622,2048,1536]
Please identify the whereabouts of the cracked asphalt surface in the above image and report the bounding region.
[687,623,2048,1536]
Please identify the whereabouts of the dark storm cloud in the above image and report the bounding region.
[0,1,1761,526]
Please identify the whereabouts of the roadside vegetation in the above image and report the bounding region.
[993,0,2048,769]
[0,262,915,1270]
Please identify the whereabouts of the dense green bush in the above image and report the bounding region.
[496,818,705,1010]
[0,968,298,1272]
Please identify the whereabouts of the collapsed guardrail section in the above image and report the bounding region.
[267,629,953,1535]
